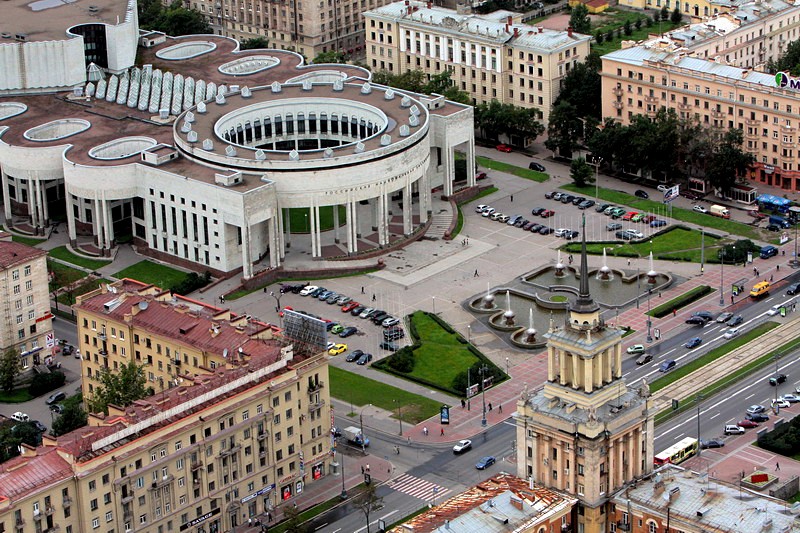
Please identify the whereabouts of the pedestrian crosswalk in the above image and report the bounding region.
[387,474,450,502]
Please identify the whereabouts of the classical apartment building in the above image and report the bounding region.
[0,278,333,533]
[516,231,655,533]
[363,0,591,124]
[0,234,53,369]
[184,0,395,57]
[621,0,798,26]
[601,44,800,191]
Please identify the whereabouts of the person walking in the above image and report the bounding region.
[372,294,376,302]
[423,426,428,436]
[498,404,503,414]
[776,462,781,471]
[673,308,677,317]
[361,286,365,294]
[440,428,445,436]
[474,269,479,277]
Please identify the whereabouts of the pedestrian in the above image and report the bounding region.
[267,512,272,522]
[407,436,411,444]
[701,266,704,274]
[757,269,760,276]
[510,194,514,202]
[783,249,787,256]
[461,398,466,408]
[263,287,267,293]
[488,403,493,411]
[658,291,662,298]
[627,258,631,266]
[673,308,677,317]
[474,269,479,277]
[221,295,225,303]
[366,464,370,472]
[466,237,469,245]
[372,294,376,302]
[423,426,428,436]
[440,427,444,436]
[731,295,734,304]
[249,518,253,526]
[498,404,503,413]
[771,274,774,282]
[568,255,573,264]
[361,286,365,294]
[754,266,757,275]
[361,465,365,474]
[777,462,781,471]
[467,400,471,411]
[777,264,780,271]
[219,295,223,304]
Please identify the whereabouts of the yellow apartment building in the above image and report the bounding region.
[363,0,592,124]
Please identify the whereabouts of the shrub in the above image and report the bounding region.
[759,416,800,455]
[452,361,506,395]
[171,271,211,295]
[595,31,604,44]
[386,347,415,373]
[29,371,66,397]
[649,285,713,318]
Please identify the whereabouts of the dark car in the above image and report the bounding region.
[530,224,543,232]
[46,391,66,405]
[700,439,725,449]
[538,226,554,235]
[356,353,373,365]
[650,220,667,227]
[372,312,390,324]
[607,222,623,232]
[726,315,744,327]
[767,224,782,232]
[746,413,770,422]
[635,354,653,365]
[659,359,677,372]
[32,420,47,433]
[769,373,787,386]
[788,283,800,295]
[578,200,595,210]
[692,311,714,322]
[684,337,702,349]
[346,349,364,362]
[544,192,555,199]
[634,190,649,199]
[561,195,574,204]
[475,456,496,470]
[61,344,74,356]
[326,322,338,331]
[685,317,706,325]
[380,341,399,351]
[522,221,536,230]
[49,404,64,415]
[616,230,634,241]
[339,327,358,338]
[596,203,611,213]
[514,218,528,228]
[571,196,585,206]
[384,328,405,340]
[531,207,546,216]
[565,230,579,240]
[350,305,365,316]
[528,162,546,172]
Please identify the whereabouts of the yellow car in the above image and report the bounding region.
[328,343,348,355]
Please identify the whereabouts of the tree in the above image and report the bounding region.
[240,37,270,50]
[653,10,661,22]
[605,30,614,42]
[281,504,307,533]
[569,4,591,34]
[138,0,211,36]
[12,422,41,448]
[355,483,384,533]
[313,50,348,64]
[474,100,544,144]
[595,31,604,44]
[0,348,20,392]
[554,57,602,119]
[705,129,754,196]
[670,7,683,24]
[545,101,582,158]
[52,402,88,437]
[90,360,148,414]
[623,19,632,36]
[570,157,594,187]
[766,39,800,75]
[660,6,669,20]
[423,71,472,104]
[635,17,643,30]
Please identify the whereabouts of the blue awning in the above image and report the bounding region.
[757,194,791,206]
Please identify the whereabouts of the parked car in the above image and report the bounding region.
[616,230,634,241]
[336,296,352,305]
[384,327,405,340]
[496,144,512,153]
[692,311,714,322]
[359,308,375,318]
[507,214,523,226]
[339,327,358,338]
[300,285,319,296]
[32,421,47,433]
[659,360,677,372]
[522,221,536,230]
[693,205,708,214]
[528,162,546,172]
[544,192,556,199]
[622,211,638,221]
[11,412,29,422]
[771,399,790,409]
[476,172,488,180]
[631,213,645,223]
[346,349,364,362]
[571,196,585,206]
[738,419,759,428]
[788,283,800,295]
[596,203,611,213]
[746,405,766,415]
[540,210,555,218]
[748,210,767,220]
[531,207,546,216]
[700,439,725,449]
[560,194,574,204]
[685,316,706,325]
[626,344,646,355]
[538,226,555,235]
[476,204,490,213]
[650,219,667,227]
[328,343,348,355]
[46,391,66,405]
[635,354,653,365]
[475,456,496,470]
[684,337,702,349]
[496,215,510,223]
[383,317,401,328]
[767,223,782,232]
[49,405,64,415]
[578,200,595,210]
[530,224,543,232]
[780,394,800,403]
[565,230,579,240]
[356,352,373,365]
[482,208,496,217]
[350,305,366,316]
[61,344,74,356]
[380,341,399,351]
[624,229,644,239]
[607,222,623,231]
[555,228,572,237]
[514,218,528,228]
[747,412,770,422]
[634,190,649,199]
[769,373,787,386]
[453,439,472,454]
[342,301,360,312]
[724,424,746,435]
[657,184,670,192]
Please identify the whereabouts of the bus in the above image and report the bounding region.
[654,437,699,467]
[750,281,770,299]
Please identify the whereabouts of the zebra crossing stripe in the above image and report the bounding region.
[388,474,451,501]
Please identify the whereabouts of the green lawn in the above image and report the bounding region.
[0,226,46,247]
[650,321,780,393]
[564,227,725,262]
[405,311,482,389]
[591,14,681,55]
[328,366,442,423]
[283,206,347,234]
[477,156,549,183]
[0,389,33,403]
[561,184,763,241]
[48,246,111,271]
[113,260,190,290]
[47,259,89,290]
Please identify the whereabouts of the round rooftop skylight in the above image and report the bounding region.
[88,137,158,160]
[218,55,279,76]
[24,119,91,142]
[0,103,27,121]
[156,41,217,60]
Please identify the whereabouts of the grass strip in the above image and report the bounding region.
[269,492,350,533]
[560,184,762,240]
[225,269,380,301]
[649,321,780,394]
[562,227,724,263]
[48,245,111,271]
[0,226,46,247]
[329,366,442,424]
[648,285,712,318]
[0,389,34,403]
[654,328,800,425]
[477,156,549,183]
[113,260,190,290]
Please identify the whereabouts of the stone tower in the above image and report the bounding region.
[516,217,654,533]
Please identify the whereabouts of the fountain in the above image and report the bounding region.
[554,251,565,278]
[647,252,658,285]
[503,290,516,326]
[481,282,496,310]
[597,247,613,281]
[524,308,537,343]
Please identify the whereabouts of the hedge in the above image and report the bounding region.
[648,285,713,318]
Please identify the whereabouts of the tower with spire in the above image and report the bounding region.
[516,216,654,533]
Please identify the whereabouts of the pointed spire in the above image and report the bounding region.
[572,214,600,314]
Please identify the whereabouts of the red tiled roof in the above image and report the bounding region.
[0,447,73,501]
[0,241,46,269]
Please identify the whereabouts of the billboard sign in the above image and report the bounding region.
[664,184,680,203]
[282,310,327,351]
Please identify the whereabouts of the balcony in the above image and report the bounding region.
[44,526,61,533]
[15,518,24,526]
[307,381,325,394]
[616,522,631,531]
[99,349,108,356]
[191,461,204,471]
[97,332,107,341]
[612,86,623,96]
[644,95,659,104]
[308,399,326,412]
[711,110,725,119]
[612,100,624,109]
[61,496,72,507]
[677,102,691,111]
[257,431,268,441]
[45,506,55,516]
[33,511,42,521]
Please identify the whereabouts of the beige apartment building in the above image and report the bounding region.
[601,43,800,191]
[0,233,53,370]
[363,0,591,124]
[0,278,333,533]
[621,0,797,25]
[184,0,395,58]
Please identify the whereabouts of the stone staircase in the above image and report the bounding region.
[425,208,453,239]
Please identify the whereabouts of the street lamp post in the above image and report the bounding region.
[393,399,403,435]
[636,266,641,309]
[719,248,725,306]
[269,291,283,328]
[467,325,471,344]
[695,394,703,456]
[340,452,347,500]
[646,289,653,343]
[505,357,510,376]
[304,213,309,233]
[479,365,488,427]
[359,404,371,454]
[432,296,436,315]
[592,156,603,201]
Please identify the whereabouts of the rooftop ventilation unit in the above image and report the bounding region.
[215,170,243,186]
[140,144,179,166]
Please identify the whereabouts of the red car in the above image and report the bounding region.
[476,172,488,180]
[642,215,657,223]
[496,144,512,153]
[748,210,767,220]
[738,419,759,428]
[622,211,638,221]
[540,210,555,218]
[279,306,293,317]
[342,301,360,312]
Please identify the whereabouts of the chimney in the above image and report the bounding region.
[568,25,573,37]
[507,15,512,24]
[538,26,543,33]
[514,27,519,37]
[510,494,524,511]
[427,0,431,7]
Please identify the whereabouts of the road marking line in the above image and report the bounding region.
[709,413,720,420]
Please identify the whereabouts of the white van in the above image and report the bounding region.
[11,412,29,422]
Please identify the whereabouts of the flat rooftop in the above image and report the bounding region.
[0,0,132,42]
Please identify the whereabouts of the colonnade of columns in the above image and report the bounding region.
[1,171,52,235]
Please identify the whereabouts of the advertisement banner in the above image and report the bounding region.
[440,405,450,425]
[664,184,680,203]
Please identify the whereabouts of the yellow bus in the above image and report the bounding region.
[654,437,699,467]
[750,281,770,299]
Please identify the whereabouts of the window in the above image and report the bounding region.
[24,265,30,276]
[92,518,100,529]
[106,511,113,522]
[140,514,147,525]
